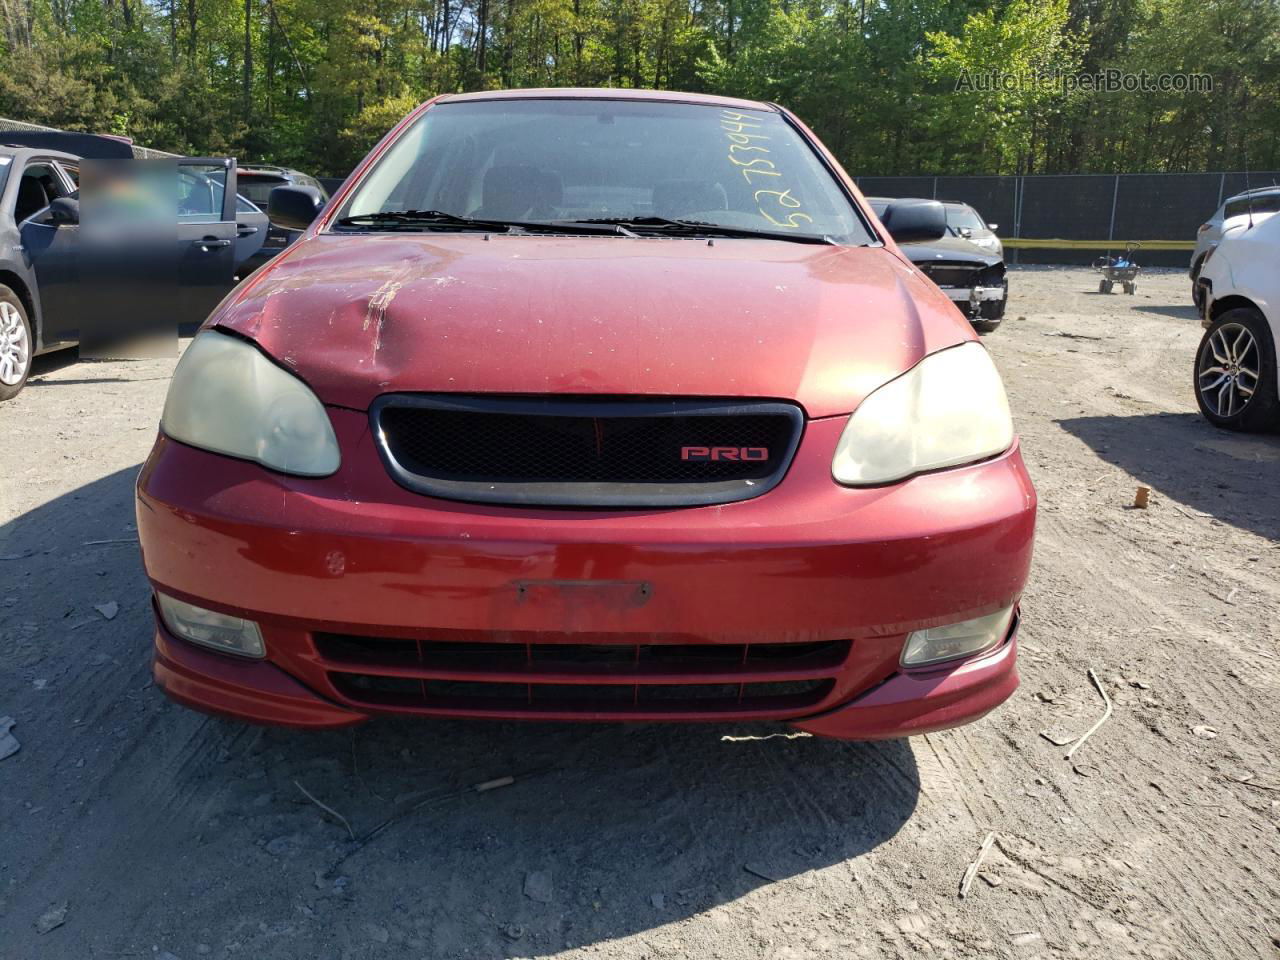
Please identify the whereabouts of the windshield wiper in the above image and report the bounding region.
[336,210,637,236]
[569,216,838,245]
[337,210,499,230]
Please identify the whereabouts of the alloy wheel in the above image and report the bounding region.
[0,301,29,387]
[1198,321,1259,418]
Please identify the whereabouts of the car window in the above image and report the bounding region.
[14,161,69,222]
[338,98,871,243]
[294,174,327,198]
[946,205,986,232]
[1224,193,1280,219]
[239,175,287,206]
[57,161,80,188]
[178,164,228,222]
[236,194,261,214]
[0,156,10,197]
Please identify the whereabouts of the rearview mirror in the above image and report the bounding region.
[268,185,325,231]
[880,199,947,244]
[49,196,79,226]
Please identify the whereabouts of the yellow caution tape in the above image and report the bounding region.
[1001,238,1195,251]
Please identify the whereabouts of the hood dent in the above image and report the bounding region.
[215,234,971,417]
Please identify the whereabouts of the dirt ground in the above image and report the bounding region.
[1,266,1278,960]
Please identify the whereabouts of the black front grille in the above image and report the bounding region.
[371,395,804,507]
[919,262,982,287]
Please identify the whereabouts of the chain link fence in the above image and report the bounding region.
[855,172,1280,266]
[6,117,1277,268]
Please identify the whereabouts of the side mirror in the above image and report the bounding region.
[881,199,947,244]
[268,185,325,231]
[49,196,79,225]
[987,222,999,231]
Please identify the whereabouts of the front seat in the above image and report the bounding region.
[474,165,540,220]
[15,177,50,223]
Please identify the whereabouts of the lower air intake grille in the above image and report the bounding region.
[371,395,804,507]
[331,674,833,713]
[315,634,849,718]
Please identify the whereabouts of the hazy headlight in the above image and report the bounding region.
[156,592,265,658]
[901,606,1013,667]
[832,342,1013,486]
[161,331,340,476]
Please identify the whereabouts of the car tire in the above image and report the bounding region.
[0,286,33,402]
[1099,279,1113,294]
[1191,258,1205,310]
[1194,307,1280,432]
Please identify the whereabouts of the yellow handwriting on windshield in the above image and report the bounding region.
[720,111,814,230]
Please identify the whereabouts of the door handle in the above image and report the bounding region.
[237,223,259,237]
[196,237,233,251]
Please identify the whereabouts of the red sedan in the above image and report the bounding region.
[136,89,1036,738]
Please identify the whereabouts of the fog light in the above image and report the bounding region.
[156,592,265,659]
[901,606,1013,668]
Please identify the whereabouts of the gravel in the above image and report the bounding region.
[1,266,1277,958]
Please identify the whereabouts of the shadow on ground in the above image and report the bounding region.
[1132,303,1201,322]
[1058,411,1280,540]
[1,465,919,958]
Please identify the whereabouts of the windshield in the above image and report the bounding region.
[336,98,871,242]
[946,205,986,233]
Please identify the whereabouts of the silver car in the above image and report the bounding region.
[1190,187,1280,308]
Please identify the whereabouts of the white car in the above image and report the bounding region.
[1190,187,1280,309]
[1194,211,1280,431]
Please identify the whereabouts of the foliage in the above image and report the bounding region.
[0,0,1275,176]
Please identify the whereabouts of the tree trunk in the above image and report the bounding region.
[187,0,197,62]
[501,0,516,86]
[243,0,253,130]
[476,0,489,78]
[572,0,582,83]
[266,15,275,120]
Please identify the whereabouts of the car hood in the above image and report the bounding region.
[899,235,1003,267]
[214,233,971,417]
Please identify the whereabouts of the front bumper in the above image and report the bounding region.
[941,284,1007,318]
[137,410,1037,738]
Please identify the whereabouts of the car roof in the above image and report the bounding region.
[0,145,83,164]
[239,166,302,177]
[436,87,777,112]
